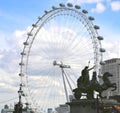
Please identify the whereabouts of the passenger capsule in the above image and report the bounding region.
[97,36,103,40]
[23,42,29,45]
[82,9,88,14]
[67,3,73,7]
[21,52,26,55]
[32,24,38,28]
[27,32,33,36]
[19,73,24,76]
[88,16,95,21]
[59,3,65,7]
[52,6,57,9]
[44,10,49,14]
[75,5,81,9]
[100,48,105,52]
[19,62,24,66]
[94,25,100,29]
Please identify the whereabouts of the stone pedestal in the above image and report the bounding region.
[67,99,99,113]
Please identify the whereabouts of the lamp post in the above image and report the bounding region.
[18,85,23,113]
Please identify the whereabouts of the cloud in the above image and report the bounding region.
[110,1,120,11]
[99,23,120,60]
[103,41,120,60]
[0,29,28,109]
[0,68,19,109]
[91,2,106,13]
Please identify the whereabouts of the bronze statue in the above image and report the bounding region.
[90,72,99,90]
[81,66,91,85]
[73,66,95,99]
[73,66,117,100]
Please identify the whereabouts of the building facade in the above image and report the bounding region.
[1,105,14,113]
[101,58,120,97]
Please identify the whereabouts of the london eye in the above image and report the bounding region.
[19,3,105,113]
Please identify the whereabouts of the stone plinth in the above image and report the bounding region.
[66,99,99,113]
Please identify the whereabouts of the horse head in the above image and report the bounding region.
[102,72,117,91]
[103,72,113,77]
[102,72,113,81]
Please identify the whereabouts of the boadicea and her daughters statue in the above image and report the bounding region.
[73,65,117,100]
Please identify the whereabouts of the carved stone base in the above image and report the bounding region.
[66,99,99,113]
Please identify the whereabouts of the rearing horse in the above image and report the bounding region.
[73,72,117,100]
[94,72,117,97]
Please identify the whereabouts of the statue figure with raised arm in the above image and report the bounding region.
[73,66,117,100]
[81,66,94,86]
[73,65,95,99]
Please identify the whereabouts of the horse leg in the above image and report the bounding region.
[111,83,117,91]
[74,88,82,100]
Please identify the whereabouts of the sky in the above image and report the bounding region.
[0,0,120,111]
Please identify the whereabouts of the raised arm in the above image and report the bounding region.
[88,65,95,71]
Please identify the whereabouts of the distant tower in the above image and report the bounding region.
[48,108,53,113]
[101,58,120,97]
[1,104,14,113]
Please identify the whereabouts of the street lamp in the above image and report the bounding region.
[18,85,23,113]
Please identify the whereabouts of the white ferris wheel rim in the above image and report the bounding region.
[19,3,105,113]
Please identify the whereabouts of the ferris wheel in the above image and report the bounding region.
[19,3,105,113]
